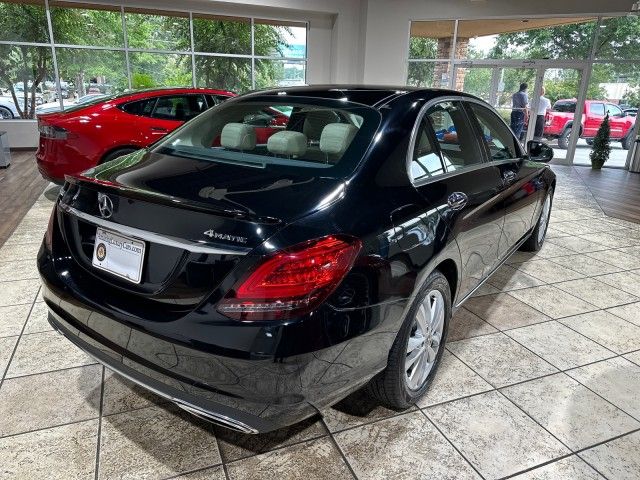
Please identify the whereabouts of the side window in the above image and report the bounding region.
[606,104,622,117]
[120,98,157,116]
[410,118,446,182]
[151,95,208,121]
[591,103,605,116]
[424,101,483,171]
[467,102,519,161]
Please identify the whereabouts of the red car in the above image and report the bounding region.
[543,99,636,149]
[36,88,236,183]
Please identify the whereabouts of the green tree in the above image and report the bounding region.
[590,114,611,169]
[50,7,127,97]
[0,2,50,118]
[172,17,291,92]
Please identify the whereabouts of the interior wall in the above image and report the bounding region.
[362,0,636,85]
[2,121,39,149]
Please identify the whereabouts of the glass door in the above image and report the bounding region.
[534,68,585,164]
[454,64,537,145]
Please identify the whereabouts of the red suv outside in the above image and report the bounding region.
[36,88,235,182]
[543,99,636,149]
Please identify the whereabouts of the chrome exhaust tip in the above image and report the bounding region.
[174,401,259,434]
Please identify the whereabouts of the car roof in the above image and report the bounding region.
[111,87,235,102]
[241,85,481,109]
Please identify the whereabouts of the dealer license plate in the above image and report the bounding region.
[92,227,145,284]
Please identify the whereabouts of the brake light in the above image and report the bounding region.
[38,123,68,139]
[218,235,362,321]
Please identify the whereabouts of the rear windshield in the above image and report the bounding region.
[152,96,380,174]
[552,101,576,113]
[60,94,117,113]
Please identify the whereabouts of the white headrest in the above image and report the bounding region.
[320,123,358,157]
[221,123,256,150]
[267,131,307,157]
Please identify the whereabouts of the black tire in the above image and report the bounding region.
[586,139,594,146]
[557,127,571,149]
[101,147,138,164]
[0,106,14,119]
[366,270,451,409]
[621,133,633,150]
[521,188,553,252]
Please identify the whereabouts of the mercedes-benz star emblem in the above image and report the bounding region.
[98,193,114,219]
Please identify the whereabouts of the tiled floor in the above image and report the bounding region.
[2,167,640,479]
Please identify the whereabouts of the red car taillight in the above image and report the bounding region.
[38,123,68,140]
[218,235,362,321]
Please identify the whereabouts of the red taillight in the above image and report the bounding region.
[218,235,362,321]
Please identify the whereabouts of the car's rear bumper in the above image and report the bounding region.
[36,139,98,183]
[38,242,396,433]
[47,309,264,433]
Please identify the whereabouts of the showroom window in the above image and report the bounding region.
[0,1,308,119]
[407,15,640,169]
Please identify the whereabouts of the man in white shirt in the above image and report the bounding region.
[535,87,552,139]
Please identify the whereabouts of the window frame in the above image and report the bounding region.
[149,93,208,121]
[463,101,523,163]
[407,96,495,187]
[590,102,606,116]
[406,96,524,187]
[410,116,448,182]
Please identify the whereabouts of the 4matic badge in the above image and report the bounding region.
[203,230,248,244]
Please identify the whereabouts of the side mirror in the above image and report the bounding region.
[527,140,554,163]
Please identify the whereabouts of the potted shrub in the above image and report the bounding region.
[590,114,611,169]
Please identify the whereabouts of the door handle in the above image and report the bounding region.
[447,191,468,211]
[503,170,517,185]
[150,126,168,132]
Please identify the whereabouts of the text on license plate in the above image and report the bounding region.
[92,227,145,284]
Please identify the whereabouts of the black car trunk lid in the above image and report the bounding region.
[56,151,343,313]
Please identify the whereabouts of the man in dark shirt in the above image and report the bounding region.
[510,82,529,141]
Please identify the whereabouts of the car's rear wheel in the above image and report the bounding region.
[557,127,571,149]
[366,270,450,409]
[521,188,553,252]
[101,147,138,164]
[0,106,14,119]
[621,133,633,150]
[586,138,594,146]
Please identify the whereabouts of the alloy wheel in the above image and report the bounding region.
[537,193,552,243]
[405,289,445,390]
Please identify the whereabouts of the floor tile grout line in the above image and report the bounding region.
[495,387,577,454]
[503,317,620,359]
[496,452,595,480]
[497,326,640,425]
[2,360,99,382]
[94,366,105,480]
[417,408,487,480]
[322,419,360,480]
[0,394,170,442]
[571,433,640,480]
[0,287,40,393]
[221,462,232,480]
[445,336,640,454]
[0,415,101,442]
[160,462,225,480]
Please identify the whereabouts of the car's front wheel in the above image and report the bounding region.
[521,188,553,252]
[366,270,450,409]
[0,106,14,119]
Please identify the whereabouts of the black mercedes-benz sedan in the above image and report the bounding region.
[38,86,555,433]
